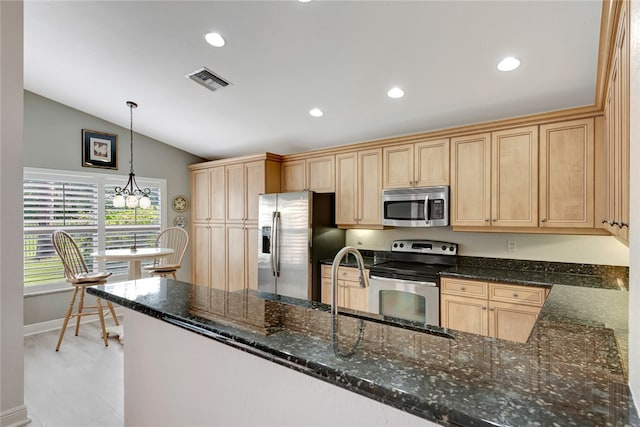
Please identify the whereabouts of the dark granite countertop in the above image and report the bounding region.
[88,277,638,426]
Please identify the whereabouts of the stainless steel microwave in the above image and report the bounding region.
[381,186,449,227]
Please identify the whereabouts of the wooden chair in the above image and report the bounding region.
[51,230,119,351]
[144,227,189,280]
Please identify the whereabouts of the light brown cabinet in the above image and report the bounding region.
[451,127,538,228]
[281,155,335,193]
[191,166,225,223]
[320,265,369,312]
[539,118,594,228]
[382,138,450,189]
[603,0,630,242]
[189,154,281,293]
[441,278,547,343]
[335,149,382,227]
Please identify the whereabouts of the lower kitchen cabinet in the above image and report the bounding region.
[440,278,547,343]
[321,265,369,312]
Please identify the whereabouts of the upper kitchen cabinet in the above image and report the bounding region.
[451,127,537,228]
[603,0,630,243]
[281,155,335,193]
[226,160,279,224]
[539,118,595,228]
[491,126,538,227]
[335,149,382,228]
[383,138,450,189]
[450,133,491,227]
[191,166,225,223]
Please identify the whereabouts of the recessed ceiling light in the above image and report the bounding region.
[309,108,324,117]
[387,87,405,99]
[298,0,312,3]
[205,32,226,47]
[497,56,520,72]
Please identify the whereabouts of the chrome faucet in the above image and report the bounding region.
[331,246,368,358]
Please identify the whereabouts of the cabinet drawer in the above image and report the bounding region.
[320,265,368,282]
[489,283,546,307]
[441,278,488,298]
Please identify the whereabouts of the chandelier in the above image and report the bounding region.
[113,101,151,209]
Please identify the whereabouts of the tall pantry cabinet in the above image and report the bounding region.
[189,154,281,298]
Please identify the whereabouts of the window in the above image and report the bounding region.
[23,168,166,293]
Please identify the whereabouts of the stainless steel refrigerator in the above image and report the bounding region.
[258,191,345,301]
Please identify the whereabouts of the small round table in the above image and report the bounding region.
[91,247,174,280]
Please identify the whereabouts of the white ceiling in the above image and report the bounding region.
[24,1,602,160]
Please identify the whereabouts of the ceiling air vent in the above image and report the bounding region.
[186,67,231,92]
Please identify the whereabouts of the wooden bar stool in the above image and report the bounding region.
[52,230,119,351]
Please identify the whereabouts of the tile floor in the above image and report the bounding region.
[24,320,124,427]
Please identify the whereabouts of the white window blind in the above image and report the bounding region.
[23,168,166,292]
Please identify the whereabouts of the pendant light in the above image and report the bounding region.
[113,101,151,209]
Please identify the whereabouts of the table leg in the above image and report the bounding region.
[128,260,142,280]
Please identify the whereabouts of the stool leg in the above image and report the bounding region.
[96,297,109,347]
[56,286,79,351]
[107,301,120,326]
[75,287,86,336]
[171,271,177,280]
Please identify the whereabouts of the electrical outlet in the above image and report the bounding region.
[507,240,517,252]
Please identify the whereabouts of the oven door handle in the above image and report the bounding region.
[369,275,437,287]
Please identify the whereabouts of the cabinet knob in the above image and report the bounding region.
[513,292,519,297]
[485,219,490,222]
[482,306,487,310]
[489,308,495,312]
[460,286,466,291]
[541,218,546,223]
[492,219,497,222]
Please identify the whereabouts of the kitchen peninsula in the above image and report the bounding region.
[88,272,638,426]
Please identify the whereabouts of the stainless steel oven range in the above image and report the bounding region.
[368,240,457,326]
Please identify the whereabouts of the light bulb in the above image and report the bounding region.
[139,196,151,209]
[309,108,324,117]
[387,87,405,99]
[126,195,139,208]
[205,32,226,47]
[113,195,125,208]
[497,57,520,72]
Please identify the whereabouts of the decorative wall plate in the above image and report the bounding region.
[172,195,189,212]
[174,215,186,228]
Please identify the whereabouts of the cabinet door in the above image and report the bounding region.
[245,160,265,223]
[191,170,211,223]
[226,224,246,292]
[245,224,259,291]
[321,276,332,305]
[539,118,594,228]
[210,167,226,223]
[209,224,226,291]
[281,160,305,193]
[451,133,491,226]
[491,126,538,227]
[415,138,450,187]
[489,301,540,343]
[335,152,358,225]
[226,163,245,223]
[191,223,211,287]
[440,294,488,336]
[383,144,414,188]
[307,155,335,193]
[358,149,382,226]
[345,283,368,312]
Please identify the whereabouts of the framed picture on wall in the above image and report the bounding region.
[82,129,117,169]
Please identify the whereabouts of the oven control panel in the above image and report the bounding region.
[391,240,457,256]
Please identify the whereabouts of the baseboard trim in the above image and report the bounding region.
[23,307,124,336]
[1,405,29,427]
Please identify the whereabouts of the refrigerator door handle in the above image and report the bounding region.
[270,212,277,277]
[272,211,281,277]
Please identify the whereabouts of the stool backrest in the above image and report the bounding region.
[51,230,89,282]
[155,227,189,267]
